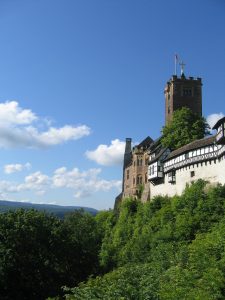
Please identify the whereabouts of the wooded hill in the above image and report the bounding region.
[59,180,225,300]
[0,200,97,218]
[1,180,225,299]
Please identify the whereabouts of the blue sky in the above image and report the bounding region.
[0,0,224,210]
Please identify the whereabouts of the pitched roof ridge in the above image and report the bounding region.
[166,135,216,159]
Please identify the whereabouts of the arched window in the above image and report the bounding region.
[137,175,142,185]
[137,157,143,166]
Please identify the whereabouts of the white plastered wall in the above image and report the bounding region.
[150,155,225,198]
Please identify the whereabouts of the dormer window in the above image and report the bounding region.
[148,161,163,180]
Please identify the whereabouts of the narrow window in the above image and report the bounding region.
[145,173,147,183]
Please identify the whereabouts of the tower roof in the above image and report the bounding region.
[136,136,153,149]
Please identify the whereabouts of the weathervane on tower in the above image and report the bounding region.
[179,61,186,76]
[174,54,186,76]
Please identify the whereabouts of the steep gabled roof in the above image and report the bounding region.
[148,136,162,152]
[136,136,153,149]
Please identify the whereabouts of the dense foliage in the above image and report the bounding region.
[161,107,210,150]
[62,180,225,299]
[0,209,101,300]
[2,180,225,299]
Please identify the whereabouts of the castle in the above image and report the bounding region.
[118,68,225,203]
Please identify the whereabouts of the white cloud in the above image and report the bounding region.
[86,139,125,166]
[0,101,37,126]
[0,101,91,149]
[24,171,49,188]
[0,167,122,200]
[37,125,90,145]
[207,113,225,129]
[4,162,31,174]
[52,166,121,198]
[0,171,50,196]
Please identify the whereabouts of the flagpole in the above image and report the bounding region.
[175,54,178,76]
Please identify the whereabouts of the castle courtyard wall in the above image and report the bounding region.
[150,155,225,198]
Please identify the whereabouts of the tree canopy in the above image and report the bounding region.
[57,181,225,300]
[161,107,210,151]
[0,209,101,300]
[2,180,225,299]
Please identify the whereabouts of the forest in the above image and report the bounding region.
[1,179,225,299]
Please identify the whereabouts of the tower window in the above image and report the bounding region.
[137,158,143,166]
[183,88,192,96]
[127,170,129,180]
[137,175,142,185]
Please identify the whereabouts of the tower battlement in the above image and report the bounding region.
[165,73,202,124]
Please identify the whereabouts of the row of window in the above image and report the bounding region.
[126,169,148,184]
[167,87,193,98]
[164,144,219,167]
[133,158,149,167]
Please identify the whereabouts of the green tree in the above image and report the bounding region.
[61,263,160,300]
[62,210,102,285]
[0,209,101,300]
[51,181,225,300]
[0,209,64,300]
[161,107,210,150]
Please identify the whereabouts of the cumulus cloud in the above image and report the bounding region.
[0,167,122,200]
[86,139,125,166]
[52,166,121,198]
[0,101,91,149]
[0,171,49,193]
[0,101,37,126]
[4,162,31,174]
[207,113,225,129]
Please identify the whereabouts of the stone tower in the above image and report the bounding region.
[164,74,202,124]
[122,138,132,193]
[122,136,153,200]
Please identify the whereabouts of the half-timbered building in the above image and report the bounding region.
[148,122,225,198]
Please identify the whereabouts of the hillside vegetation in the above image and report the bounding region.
[1,180,225,299]
[60,180,225,300]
